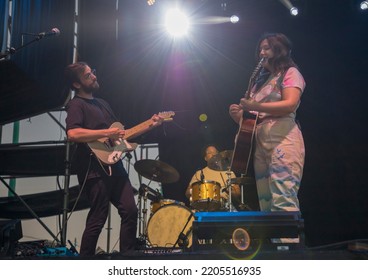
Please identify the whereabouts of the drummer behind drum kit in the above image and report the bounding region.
[133,150,256,250]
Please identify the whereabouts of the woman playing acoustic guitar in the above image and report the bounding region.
[229,33,306,223]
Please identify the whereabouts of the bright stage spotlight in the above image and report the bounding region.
[230,15,239,23]
[279,0,299,16]
[165,9,190,37]
[290,6,299,16]
[361,1,368,10]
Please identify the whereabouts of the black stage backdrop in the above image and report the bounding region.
[2,0,367,247]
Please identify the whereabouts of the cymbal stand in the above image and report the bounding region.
[225,170,234,212]
[237,175,254,211]
[131,149,147,246]
[237,177,248,211]
[137,182,149,246]
[141,185,149,237]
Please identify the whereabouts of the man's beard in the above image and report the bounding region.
[82,80,100,93]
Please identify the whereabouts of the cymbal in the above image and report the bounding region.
[230,177,256,185]
[207,150,233,171]
[134,159,180,184]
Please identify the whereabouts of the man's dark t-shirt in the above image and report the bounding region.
[65,96,128,184]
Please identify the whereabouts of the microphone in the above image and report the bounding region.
[38,28,60,38]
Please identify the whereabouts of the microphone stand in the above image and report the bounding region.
[0,33,53,59]
[60,140,71,247]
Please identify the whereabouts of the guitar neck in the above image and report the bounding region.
[124,119,154,140]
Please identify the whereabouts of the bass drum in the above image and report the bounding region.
[147,204,194,248]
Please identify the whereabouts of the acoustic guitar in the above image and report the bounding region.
[230,58,265,176]
[88,111,175,165]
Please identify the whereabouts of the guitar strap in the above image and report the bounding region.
[92,98,118,176]
[276,68,302,129]
[255,68,288,103]
[94,98,119,122]
[96,156,113,177]
[276,69,288,91]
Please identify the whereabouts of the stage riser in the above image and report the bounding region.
[191,211,304,251]
[193,223,301,239]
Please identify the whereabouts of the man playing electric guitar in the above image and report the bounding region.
[65,62,165,256]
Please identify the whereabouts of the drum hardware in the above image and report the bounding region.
[136,183,162,243]
[208,151,257,211]
[134,159,182,249]
[206,150,239,212]
[173,211,194,249]
[146,204,194,248]
[231,176,256,211]
[136,183,149,243]
[139,183,162,201]
[225,170,234,212]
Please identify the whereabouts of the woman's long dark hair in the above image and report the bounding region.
[254,33,298,90]
[256,33,297,74]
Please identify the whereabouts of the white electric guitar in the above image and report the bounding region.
[88,111,175,165]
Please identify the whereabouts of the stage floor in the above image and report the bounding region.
[93,249,367,260]
[3,242,367,260]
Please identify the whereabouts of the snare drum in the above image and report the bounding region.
[150,199,184,214]
[147,204,194,248]
[190,180,221,211]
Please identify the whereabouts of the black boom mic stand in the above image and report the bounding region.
[1,29,59,60]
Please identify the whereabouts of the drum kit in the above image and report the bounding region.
[133,151,255,249]
[134,159,193,249]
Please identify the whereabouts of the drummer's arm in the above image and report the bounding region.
[221,184,241,200]
[231,184,241,202]
[186,174,197,199]
[185,185,191,199]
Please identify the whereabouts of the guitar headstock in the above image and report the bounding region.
[158,111,175,122]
